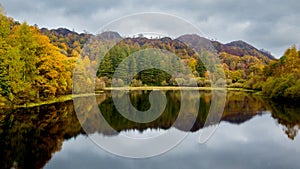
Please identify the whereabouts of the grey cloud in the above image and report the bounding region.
[1,0,300,57]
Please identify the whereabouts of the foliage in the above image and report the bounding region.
[248,45,300,101]
[93,37,209,86]
[243,75,265,90]
[219,52,266,83]
[40,28,92,57]
[130,79,143,87]
[95,78,106,90]
[0,14,79,103]
[228,82,244,88]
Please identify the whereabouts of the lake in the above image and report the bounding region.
[1,90,300,169]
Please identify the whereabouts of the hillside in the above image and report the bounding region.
[1,12,300,104]
[212,40,275,62]
[41,28,275,62]
[40,28,92,57]
[39,28,274,86]
[39,27,300,101]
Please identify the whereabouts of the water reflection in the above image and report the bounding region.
[0,101,84,169]
[267,101,300,140]
[0,91,300,169]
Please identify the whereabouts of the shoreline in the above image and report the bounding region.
[0,93,104,109]
[103,86,257,92]
[1,87,258,109]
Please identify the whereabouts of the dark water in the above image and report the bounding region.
[1,91,300,169]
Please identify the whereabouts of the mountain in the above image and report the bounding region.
[40,28,273,82]
[176,34,216,53]
[40,28,92,56]
[98,31,122,40]
[40,28,274,63]
[212,40,275,61]
[177,34,275,63]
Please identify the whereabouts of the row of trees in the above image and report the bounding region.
[244,45,300,101]
[0,14,90,104]
[94,37,228,87]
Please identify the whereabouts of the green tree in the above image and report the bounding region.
[196,54,207,77]
[0,14,11,95]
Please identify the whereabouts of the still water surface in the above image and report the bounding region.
[1,91,300,169]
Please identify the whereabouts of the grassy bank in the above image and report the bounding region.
[0,93,104,109]
[19,94,75,108]
[19,93,108,108]
[1,87,258,109]
[104,86,257,92]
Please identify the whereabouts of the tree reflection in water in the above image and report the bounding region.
[0,91,299,169]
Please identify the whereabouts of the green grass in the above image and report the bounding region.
[18,92,104,108]
[20,95,74,108]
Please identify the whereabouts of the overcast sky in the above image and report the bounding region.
[1,0,300,58]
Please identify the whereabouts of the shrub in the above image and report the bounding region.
[216,79,226,87]
[228,82,244,88]
[100,76,111,87]
[243,78,255,89]
[262,76,295,99]
[95,78,106,90]
[175,78,185,86]
[226,79,233,86]
[237,79,246,83]
[252,82,264,90]
[161,80,169,86]
[244,76,265,90]
[130,79,143,87]
[195,77,205,87]
[184,78,198,87]
[204,80,211,87]
[262,77,277,96]
[284,80,300,99]
[270,78,291,99]
[112,78,124,87]
[169,77,177,86]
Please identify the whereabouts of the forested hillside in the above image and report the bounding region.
[41,28,274,87]
[1,12,300,105]
[40,28,92,57]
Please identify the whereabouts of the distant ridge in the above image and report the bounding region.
[40,28,275,62]
[176,34,216,53]
[212,40,275,60]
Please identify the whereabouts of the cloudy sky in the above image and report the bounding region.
[1,0,300,57]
